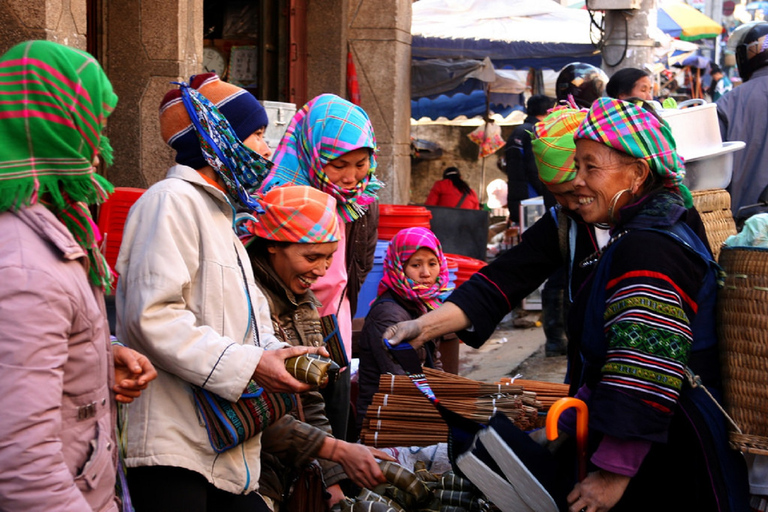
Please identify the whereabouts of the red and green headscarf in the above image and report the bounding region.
[377,227,454,314]
[0,40,118,291]
[574,97,692,208]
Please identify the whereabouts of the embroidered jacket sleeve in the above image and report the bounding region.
[589,230,708,446]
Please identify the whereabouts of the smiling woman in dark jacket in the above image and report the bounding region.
[258,94,382,441]
[244,185,391,511]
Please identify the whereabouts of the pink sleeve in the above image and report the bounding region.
[591,434,652,477]
[313,225,353,360]
[0,267,94,510]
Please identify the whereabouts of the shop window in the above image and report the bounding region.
[203,0,291,102]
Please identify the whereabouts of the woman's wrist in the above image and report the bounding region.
[328,438,339,461]
[320,436,342,462]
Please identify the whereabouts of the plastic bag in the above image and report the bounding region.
[468,121,505,158]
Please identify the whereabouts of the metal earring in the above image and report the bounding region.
[608,188,632,224]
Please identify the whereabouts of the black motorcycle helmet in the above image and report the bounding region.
[555,62,609,108]
[730,21,768,82]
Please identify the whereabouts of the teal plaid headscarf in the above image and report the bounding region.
[259,94,382,222]
[574,97,692,208]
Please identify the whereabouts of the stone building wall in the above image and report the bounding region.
[345,0,412,205]
[102,0,202,188]
[409,124,513,205]
[0,0,87,53]
[1,0,413,204]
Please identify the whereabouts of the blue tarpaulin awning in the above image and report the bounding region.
[411,90,520,122]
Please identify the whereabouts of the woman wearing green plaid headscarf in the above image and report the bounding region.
[0,39,118,291]
[550,97,750,512]
[0,40,158,512]
[573,97,693,222]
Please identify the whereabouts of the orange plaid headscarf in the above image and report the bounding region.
[246,185,340,243]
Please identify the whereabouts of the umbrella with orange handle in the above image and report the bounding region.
[546,397,589,482]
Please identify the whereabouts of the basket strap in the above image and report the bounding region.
[684,367,742,434]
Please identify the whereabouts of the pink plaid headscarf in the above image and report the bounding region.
[377,227,454,314]
[574,97,692,208]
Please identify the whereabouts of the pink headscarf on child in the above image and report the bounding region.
[377,227,454,314]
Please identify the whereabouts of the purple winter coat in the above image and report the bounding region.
[0,204,118,511]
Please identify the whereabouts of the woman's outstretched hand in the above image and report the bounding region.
[382,302,470,351]
[382,320,426,350]
[320,438,393,490]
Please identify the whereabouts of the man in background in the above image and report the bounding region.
[717,21,768,216]
[709,63,732,101]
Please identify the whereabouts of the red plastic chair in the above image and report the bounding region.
[97,187,145,281]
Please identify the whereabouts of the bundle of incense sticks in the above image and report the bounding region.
[358,369,541,448]
[497,377,570,411]
[376,367,527,398]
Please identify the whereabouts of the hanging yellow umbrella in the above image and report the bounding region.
[657,2,723,41]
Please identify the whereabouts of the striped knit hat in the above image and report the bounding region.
[531,105,588,185]
[246,185,340,243]
[159,73,268,169]
[574,97,692,208]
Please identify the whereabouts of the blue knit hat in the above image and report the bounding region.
[159,73,269,169]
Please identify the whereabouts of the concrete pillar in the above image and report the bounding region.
[306,0,348,95]
[347,0,412,205]
[306,0,411,205]
[0,0,87,52]
[602,0,657,76]
[103,0,202,188]
[705,0,724,26]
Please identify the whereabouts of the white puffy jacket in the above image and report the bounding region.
[116,165,284,494]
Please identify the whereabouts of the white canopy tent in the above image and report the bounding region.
[411,0,602,121]
[412,0,599,52]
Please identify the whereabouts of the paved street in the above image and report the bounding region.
[457,312,568,384]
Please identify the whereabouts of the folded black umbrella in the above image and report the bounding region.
[458,412,567,511]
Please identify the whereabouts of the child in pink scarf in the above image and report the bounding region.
[354,227,454,437]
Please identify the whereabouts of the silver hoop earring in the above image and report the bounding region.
[608,188,632,224]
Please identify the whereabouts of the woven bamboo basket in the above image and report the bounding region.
[717,246,768,455]
[691,189,737,262]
